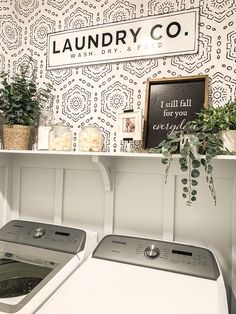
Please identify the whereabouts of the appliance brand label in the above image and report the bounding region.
[112,240,127,245]
[47,9,199,69]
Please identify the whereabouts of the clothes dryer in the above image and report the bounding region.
[36,234,228,314]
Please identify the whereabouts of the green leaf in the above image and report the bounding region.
[191,190,197,195]
[191,196,197,202]
[162,150,170,157]
[191,169,200,178]
[166,133,177,140]
[158,140,167,148]
[197,133,206,141]
[161,158,169,165]
[181,178,188,184]
[189,151,196,160]
[183,187,188,193]
[191,179,198,186]
[179,157,187,165]
[209,148,217,157]
[206,154,212,163]
[181,165,188,172]
[182,193,187,198]
[170,145,178,152]
[207,165,213,174]
[209,185,213,192]
[163,142,171,149]
[192,160,200,168]
[201,158,206,166]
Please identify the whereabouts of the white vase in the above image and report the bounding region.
[219,130,236,153]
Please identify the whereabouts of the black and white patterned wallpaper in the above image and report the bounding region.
[0,0,235,151]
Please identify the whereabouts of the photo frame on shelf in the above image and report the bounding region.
[143,75,208,149]
[117,110,142,142]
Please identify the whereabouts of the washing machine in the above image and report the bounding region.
[36,234,228,314]
[0,219,97,313]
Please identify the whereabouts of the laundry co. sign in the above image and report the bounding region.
[47,9,199,69]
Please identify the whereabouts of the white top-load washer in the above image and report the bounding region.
[0,220,97,313]
[36,234,228,314]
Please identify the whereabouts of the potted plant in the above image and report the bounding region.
[151,116,224,206]
[0,58,52,150]
[195,102,236,153]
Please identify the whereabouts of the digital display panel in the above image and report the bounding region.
[55,231,70,237]
[172,249,192,256]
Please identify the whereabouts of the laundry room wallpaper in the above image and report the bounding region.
[0,0,235,152]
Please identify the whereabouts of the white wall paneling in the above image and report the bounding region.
[0,154,13,226]
[0,151,235,312]
[113,157,164,238]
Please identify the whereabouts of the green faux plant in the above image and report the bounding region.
[195,102,236,132]
[0,58,52,126]
[151,116,224,206]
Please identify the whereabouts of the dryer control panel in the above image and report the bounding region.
[0,220,86,254]
[93,235,220,280]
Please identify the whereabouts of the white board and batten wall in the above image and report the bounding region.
[0,151,235,312]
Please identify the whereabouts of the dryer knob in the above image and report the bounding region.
[144,245,160,259]
[33,227,45,238]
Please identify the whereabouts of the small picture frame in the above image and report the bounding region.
[117,110,142,141]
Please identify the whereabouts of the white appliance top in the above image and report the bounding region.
[36,235,228,314]
[0,220,97,314]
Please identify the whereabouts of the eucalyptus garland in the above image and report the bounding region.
[150,122,224,206]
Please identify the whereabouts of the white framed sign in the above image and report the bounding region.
[47,9,199,70]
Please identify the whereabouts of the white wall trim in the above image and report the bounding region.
[163,174,176,241]
[53,169,64,225]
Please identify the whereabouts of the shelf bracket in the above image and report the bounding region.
[92,156,112,192]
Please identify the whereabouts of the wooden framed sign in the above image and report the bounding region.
[143,75,208,149]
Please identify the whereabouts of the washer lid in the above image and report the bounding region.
[36,258,223,314]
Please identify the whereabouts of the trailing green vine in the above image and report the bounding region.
[150,121,224,206]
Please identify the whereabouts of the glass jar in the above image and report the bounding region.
[49,123,72,151]
[37,109,54,150]
[79,125,103,152]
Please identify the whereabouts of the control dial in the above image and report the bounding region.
[144,245,160,259]
[33,227,45,238]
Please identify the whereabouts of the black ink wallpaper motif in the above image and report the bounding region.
[0,0,235,151]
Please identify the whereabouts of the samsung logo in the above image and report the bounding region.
[112,240,127,245]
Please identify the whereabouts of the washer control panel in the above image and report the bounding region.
[0,220,86,254]
[93,235,220,280]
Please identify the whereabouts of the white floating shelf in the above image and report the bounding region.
[0,149,235,160]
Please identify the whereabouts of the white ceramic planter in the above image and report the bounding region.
[219,130,236,153]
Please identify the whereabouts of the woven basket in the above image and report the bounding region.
[3,124,31,150]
